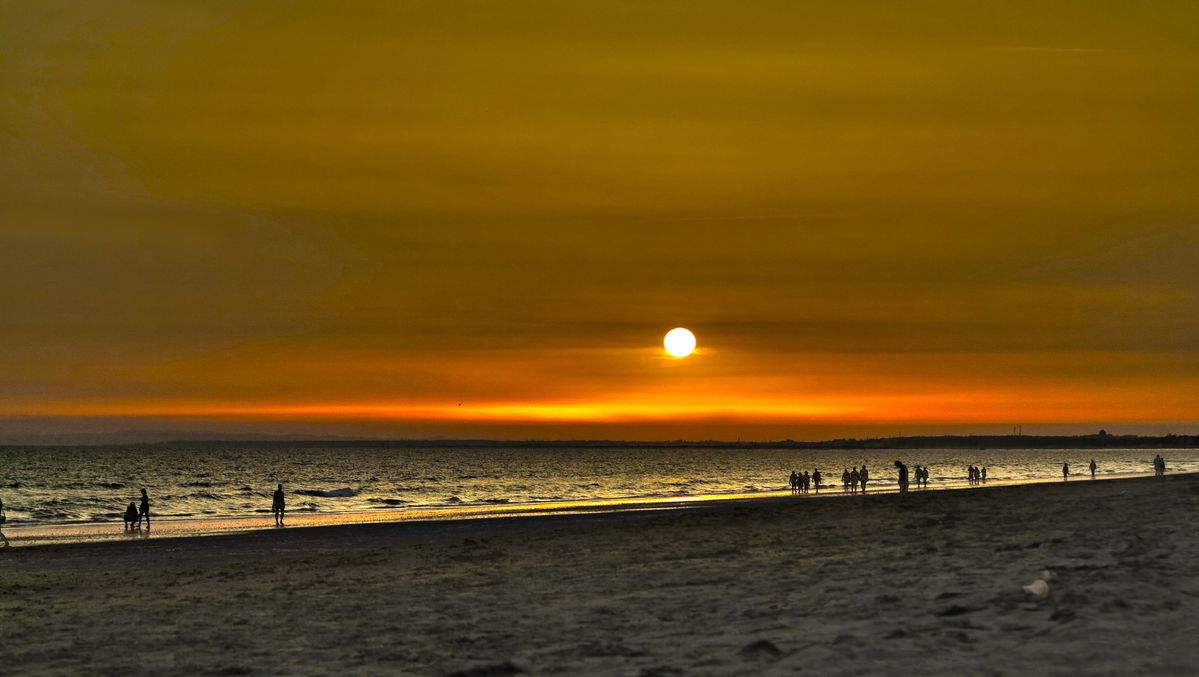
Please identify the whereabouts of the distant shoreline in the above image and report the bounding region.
[3,432,1195,450]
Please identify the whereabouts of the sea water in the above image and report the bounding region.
[1,443,1194,526]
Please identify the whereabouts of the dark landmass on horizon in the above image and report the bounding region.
[4,433,1197,449]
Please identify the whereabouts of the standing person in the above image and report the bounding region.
[1062,462,1070,481]
[272,484,286,526]
[1089,459,1097,480]
[842,468,851,492]
[981,467,988,483]
[789,471,799,494]
[850,467,860,494]
[813,468,822,492]
[921,466,929,488]
[859,465,870,493]
[895,460,909,493]
[138,488,151,529]
[967,466,974,485]
[0,496,10,547]
[802,471,811,493]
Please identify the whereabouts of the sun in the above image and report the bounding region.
[663,327,697,358]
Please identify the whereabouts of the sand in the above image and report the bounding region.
[3,473,1198,675]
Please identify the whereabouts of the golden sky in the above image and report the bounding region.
[2,1,1197,440]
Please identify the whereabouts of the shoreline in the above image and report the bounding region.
[1,468,1171,551]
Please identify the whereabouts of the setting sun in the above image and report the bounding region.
[664,328,697,358]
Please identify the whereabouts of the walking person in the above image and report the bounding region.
[981,466,987,483]
[1089,459,1097,480]
[272,483,286,526]
[813,468,822,492]
[1062,462,1070,482]
[842,468,851,493]
[0,496,10,547]
[138,488,151,529]
[859,465,870,493]
[850,467,860,494]
[802,471,811,494]
[895,460,909,493]
[790,471,799,495]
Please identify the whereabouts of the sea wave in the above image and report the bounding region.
[295,487,359,498]
[366,498,408,506]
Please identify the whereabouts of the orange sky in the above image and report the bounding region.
[2,2,1198,441]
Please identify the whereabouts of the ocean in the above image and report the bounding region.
[1,443,1194,526]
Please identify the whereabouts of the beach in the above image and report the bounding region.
[3,473,1198,675]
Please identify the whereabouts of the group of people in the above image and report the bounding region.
[840,465,871,493]
[118,484,288,531]
[789,456,1174,494]
[911,465,930,488]
[791,463,940,495]
[892,460,925,491]
[788,469,822,493]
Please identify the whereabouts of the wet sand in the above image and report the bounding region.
[3,473,1198,675]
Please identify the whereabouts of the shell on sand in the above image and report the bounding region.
[1023,579,1050,598]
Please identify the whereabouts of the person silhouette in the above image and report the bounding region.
[1062,462,1070,481]
[0,497,10,547]
[1089,459,1097,480]
[272,484,286,526]
[841,468,850,492]
[123,502,139,530]
[138,488,151,529]
[981,467,987,483]
[813,468,822,492]
[789,471,799,494]
[849,467,860,494]
[859,465,869,493]
[894,460,909,492]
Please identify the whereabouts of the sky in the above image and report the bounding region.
[1,1,1198,442]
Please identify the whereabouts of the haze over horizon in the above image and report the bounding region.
[3,2,1198,441]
